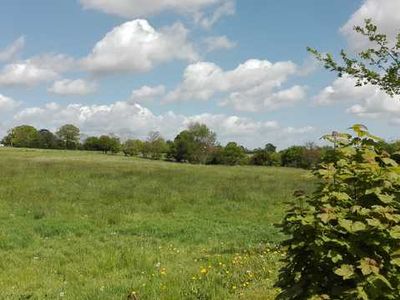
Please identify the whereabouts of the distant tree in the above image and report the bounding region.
[56,124,80,150]
[169,130,196,162]
[251,143,279,166]
[1,131,13,146]
[122,139,144,157]
[83,136,101,151]
[98,135,121,154]
[143,131,168,160]
[303,142,322,169]
[207,145,225,165]
[187,123,217,164]
[4,125,38,148]
[320,145,337,164]
[36,129,60,149]
[221,142,246,165]
[280,146,307,168]
[264,143,277,153]
[169,123,217,164]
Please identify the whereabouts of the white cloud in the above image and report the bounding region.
[203,35,236,52]
[314,75,400,123]
[0,94,20,112]
[341,0,400,50]
[82,19,198,74]
[48,79,97,96]
[11,100,314,148]
[194,0,235,29]
[0,54,75,87]
[221,85,307,112]
[130,85,166,103]
[80,0,219,17]
[314,75,371,106]
[0,36,25,62]
[165,59,306,112]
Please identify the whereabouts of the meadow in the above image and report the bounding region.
[0,148,314,299]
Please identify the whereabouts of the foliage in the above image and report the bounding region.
[142,131,168,160]
[56,124,80,150]
[36,129,62,149]
[220,142,246,166]
[308,19,400,97]
[187,123,217,164]
[169,123,217,164]
[276,125,400,299]
[83,136,101,151]
[2,125,38,148]
[251,144,280,166]
[98,135,121,154]
[123,139,144,157]
[280,146,308,169]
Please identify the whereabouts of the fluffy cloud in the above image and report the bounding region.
[130,85,166,103]
[341,0,400,50]
[0,36,25,62]
[221,85,307,112]
[165,59,306,112]
[315,76,400,123]
[11,100,314,148]
[80,0,218,17]
[0,94,20,112]
[314,76,371,106]
[0,54,75,87]
[194,0,235,29]
[203,35,236,52]
[48,79,97,96]
[82,20,198,74]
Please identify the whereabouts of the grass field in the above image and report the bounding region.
[0,148,314,299]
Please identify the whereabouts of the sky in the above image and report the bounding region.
[0,0,399,149]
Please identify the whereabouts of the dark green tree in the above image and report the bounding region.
[187,123,217,164]
[56,124,80,150]
[143,131,167,160]
[36,129,60,149]
[122,139,144,157]
[221,142,246,166]
[83,136,101,151]
[4,125,38,148]
[98,135,121,154]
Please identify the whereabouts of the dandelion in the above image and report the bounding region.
[200,267,208,274]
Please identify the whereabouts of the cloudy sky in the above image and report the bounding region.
[0,0,399,148]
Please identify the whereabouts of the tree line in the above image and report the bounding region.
[2,122,400,169]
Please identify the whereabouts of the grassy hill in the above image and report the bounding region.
[0,148,314,299]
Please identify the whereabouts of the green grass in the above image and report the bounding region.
[0,148,314,299]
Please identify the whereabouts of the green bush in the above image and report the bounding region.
[276,125,400,299]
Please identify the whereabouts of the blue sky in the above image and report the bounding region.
[0,0,399,148]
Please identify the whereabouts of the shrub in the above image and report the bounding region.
[276,125,400,299]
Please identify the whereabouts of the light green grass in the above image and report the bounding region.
[0,148,314,299]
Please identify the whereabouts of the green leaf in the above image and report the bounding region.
[389,226,400,239]
[390,258,400,267]
[356,286,369,300]
[339,219,366,233]
[358,258,380,275]
[334,264,354,280]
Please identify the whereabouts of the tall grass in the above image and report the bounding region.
[0,148,314,299]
